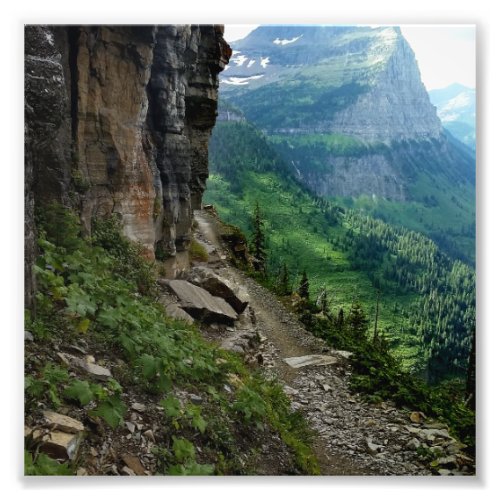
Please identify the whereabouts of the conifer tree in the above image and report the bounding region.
[347,301,369,340]
[465,324,476,410]
[250,201,266,274]
[276,262,290,295]
[316,286,330,316]
[335,308,345,331]
[373,290,381,344]
[298,270,310,300]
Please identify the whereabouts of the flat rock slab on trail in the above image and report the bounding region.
[160,279,238,324]
[284,355,339,368]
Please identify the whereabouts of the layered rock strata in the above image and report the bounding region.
[24,25,230,307]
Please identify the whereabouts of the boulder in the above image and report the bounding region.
[60,353,112,380]
[131,403,146,412]
[365,438,383,456]
[331,350,353,359]
[438,469,452,476]
[421,427,451,441]
[410,411,426,424]
[42,411,84,434]
[33,429,82,461]
[121,454,147,475]
[188,267,249,313]
[162,280,238,324]
[121,466,136,476]
[407,437,421,451]
[436,455,458,468]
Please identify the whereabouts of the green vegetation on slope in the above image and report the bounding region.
[268,133,475,264]
[24,204,319,475]
[229,82,369,131]
[286,294,475,451]
[206,121,475,381]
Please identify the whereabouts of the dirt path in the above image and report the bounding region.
[192,210,467,476]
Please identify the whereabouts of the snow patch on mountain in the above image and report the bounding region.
[439,92,475,122]
[233,54,249,67]
[273,35,303,46]
[221,75,265,86]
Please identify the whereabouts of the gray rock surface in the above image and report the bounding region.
[164,279,238,324]
[187,266,249,313]
[33,428,82,461]
[283,354,339,369]
[59,352,112,380]
[42,411,85,434]
[159,295,195,324]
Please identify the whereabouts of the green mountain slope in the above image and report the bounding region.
[204,121,475,381]
[268,133,475,264]
[221,26,476,264]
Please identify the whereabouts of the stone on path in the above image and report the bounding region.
[188,267,249,313]
[160,279,238,324]
[283,354,338,369]
[131,402,146,412]
[365,437,383,456]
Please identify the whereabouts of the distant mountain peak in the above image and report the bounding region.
[222,24,441,143]
[428,84,476,149]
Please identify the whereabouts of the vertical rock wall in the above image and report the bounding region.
[25,26,72,309]
[24,24,230,307]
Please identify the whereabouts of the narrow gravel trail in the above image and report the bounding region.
[192,210,470,476]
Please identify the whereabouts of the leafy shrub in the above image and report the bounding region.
[63,380,95,406]
[25,363,69,409]
[25,451,73,476]
[92,216,157,296]
[232,386,267,429]
[89,394,127,429]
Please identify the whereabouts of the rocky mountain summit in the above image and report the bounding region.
[220,26,474,204]
[223,26,442,142]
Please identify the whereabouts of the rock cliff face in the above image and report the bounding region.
[317,30,442,143]
[222,26,442,142]
[25,24,230,306]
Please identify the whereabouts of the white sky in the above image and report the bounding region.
[223,24,476,91]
